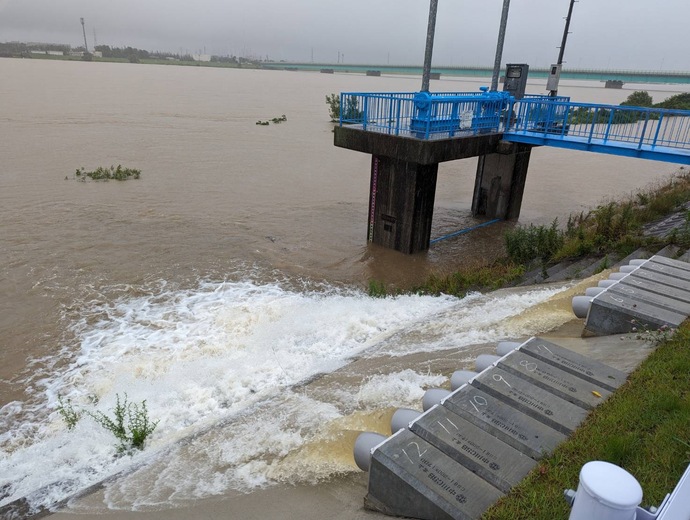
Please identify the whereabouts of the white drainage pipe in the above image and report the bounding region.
[353,432,387,471]
[585,287,606,297]
[450,370,478,391]
[568,461,642,520]
[572,296,592,319]
[422,388,451,411]
[496,341,521,356]
[390,408,421,433]
[609,272,628,280]
[598,279,617,288]
[475,354,501,373]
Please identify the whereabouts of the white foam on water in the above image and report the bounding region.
[0,279,570,513]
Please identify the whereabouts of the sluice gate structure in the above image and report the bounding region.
[334,90,690,254]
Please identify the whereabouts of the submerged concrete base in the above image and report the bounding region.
[367,155,438,254]
[472,142,533,220]
[364,338,625,519]
[335,127,534,254]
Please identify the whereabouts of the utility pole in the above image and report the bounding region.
[550,0,576,96]
[421,0,439,92]
[490,0,511,91]
[80,17,89,53]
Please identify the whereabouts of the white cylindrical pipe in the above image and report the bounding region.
[568,461,642,520]
[496,341,521,356]
[422,388,451,411]
[572,296,591,319]
[451,370,477,391]
[598,279,617,288]
[353,432,387,472]
[628,259,646,266]
[609,272,627,280]
[475,354,501,373]
[619,265,637,273]
[585,287,605,297]
[390,408,421,433]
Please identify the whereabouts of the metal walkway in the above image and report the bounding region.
[338,91,690,165]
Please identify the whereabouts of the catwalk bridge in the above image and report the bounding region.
[338,90,690,164]
[334,90,690,253]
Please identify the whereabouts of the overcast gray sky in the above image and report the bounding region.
[0,0,688,70]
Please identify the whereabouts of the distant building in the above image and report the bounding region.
[192,54,211,62]
[31,50,63,56]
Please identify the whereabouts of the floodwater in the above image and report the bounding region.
[0,58,686,515]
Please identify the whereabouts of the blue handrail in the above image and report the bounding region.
[337,89,690,161]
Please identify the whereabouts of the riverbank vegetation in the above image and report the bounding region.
[482,322,690,519]
[369,168,690,297]
[57,393,158,454]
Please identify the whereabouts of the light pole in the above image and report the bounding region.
[550,0,577,97]
[421,0,439,92]
[490,0,511,91]
[80,17,89,53]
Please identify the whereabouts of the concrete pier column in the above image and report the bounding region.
[368,155,438,254]
[472,141,533,220]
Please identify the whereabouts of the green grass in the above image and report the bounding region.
[482,324,690,519]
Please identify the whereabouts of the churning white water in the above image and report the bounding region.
[0,278,568,512]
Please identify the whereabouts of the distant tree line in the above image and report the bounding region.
[568,90,690,125]
[0,41,70,57]
[0,41,261,65]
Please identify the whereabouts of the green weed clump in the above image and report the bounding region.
[88,393,158,454]
[57,396,82,430]
[504,219,563,265]
[75,165,141,181]
[56,392,158,454]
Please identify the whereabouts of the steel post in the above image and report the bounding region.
[490,0,511,92]
[421,0,439,92]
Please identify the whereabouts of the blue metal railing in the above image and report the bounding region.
[508,99,690,152]
[338,89,690,161]
[339,89,520,139]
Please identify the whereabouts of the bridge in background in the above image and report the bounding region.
[334,90,690,254]
[264,63,690,85]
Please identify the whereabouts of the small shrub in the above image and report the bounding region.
[88,393,158,454]
[504,219,563,265]
[57,396,82,430]
[326,93,340,122]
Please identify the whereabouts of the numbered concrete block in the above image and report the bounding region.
[640,258,690,282]
[366,429,503,520]
[410,406,537,492]
[608,283,690,316]
[629,266,690,294]
[443,385,567,460]
[519,338,626,392]
[497,351,612,409]
[648,255,690,273]
[619,276,690,307]
[585,290,686,336]
[470,367,588,434]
